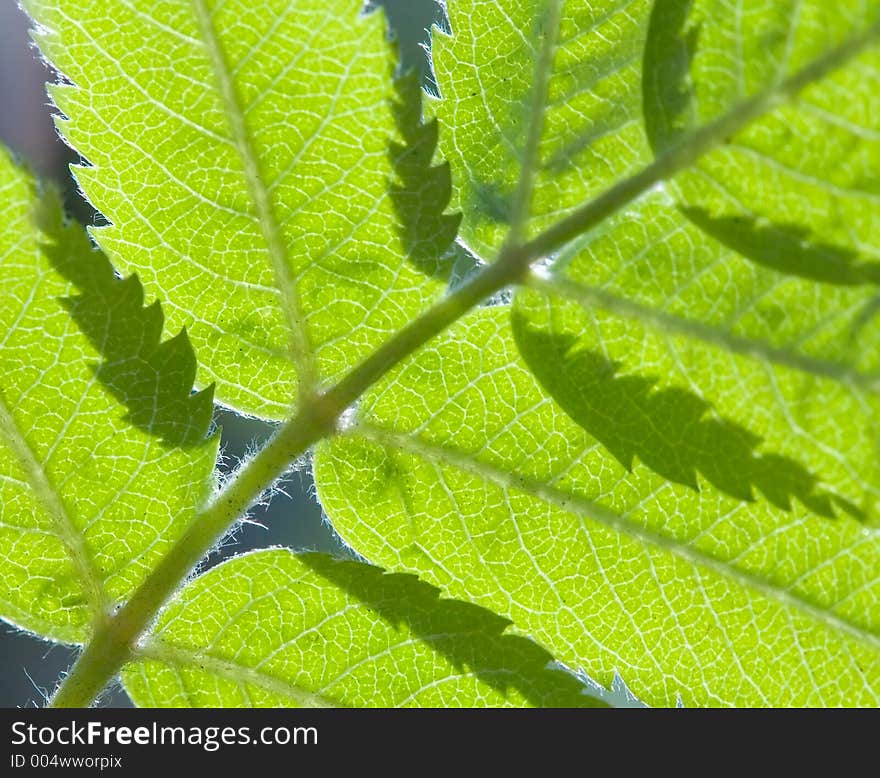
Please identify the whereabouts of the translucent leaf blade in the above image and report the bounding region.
[644,0,880,274]
[315,308,880,706]
[511,1,880,544]
[0,152,217,643]
[439,0,880,379]
[122,550,601,708]
[24,0,456,418]
[512,291,879,525]
[432,0,656,258]
[526,185,880,382]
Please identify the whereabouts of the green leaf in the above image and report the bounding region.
[12,0,880,710]
[512,295,878,524]
[315,307,880,706]
[509,0,880,543]
[644,0,880,278]
[432,0,656,257]
[522,185,880,387]
[437,0,880,378]
[538,0,880,387]
[500,0,880,701]
[0,151,217,643]
[24,0,458,418]
[122,549,601,708]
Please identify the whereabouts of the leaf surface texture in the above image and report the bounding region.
[0,153,216,642]
[123,550,600,707]
[316,308,880,706]
[26,0,457,417]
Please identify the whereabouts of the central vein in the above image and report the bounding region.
[0,393,109,625]
[190,0,317,399]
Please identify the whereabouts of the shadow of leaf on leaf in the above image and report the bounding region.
[513,312,863,522]
[33,189,213,448]
[298,553,604,708]
[641,0,699,153]
[388,70,461,282]
[683,209,880,287]
[642,0,879,291]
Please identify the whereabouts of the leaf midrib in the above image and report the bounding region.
[0,390,108,623]
[349,423,880,655]
[189,0,316,396]
[526,274,880,388]
[507,0,563,245]
[136,640,340,708]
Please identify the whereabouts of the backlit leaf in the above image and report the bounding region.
[0,152,216,643]
[123,549,601,708]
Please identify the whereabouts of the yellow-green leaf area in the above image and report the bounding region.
[316,307,880,707]
[432,0,655,258]
[0,152,217,643]
[25,0,456,418]
[123,550,601,708]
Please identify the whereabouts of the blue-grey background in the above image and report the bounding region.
[0,0,444,708]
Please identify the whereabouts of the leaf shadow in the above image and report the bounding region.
[642,0,699,153]
[298,553,603,708]
[513,316,864,522]
[683,208,880,286]
[34,189,213,448]
[468,177,514,229]
[642,0,878,290]
[388,69,461,282]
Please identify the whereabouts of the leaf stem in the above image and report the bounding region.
[49,23,880,707]
[50,409,334,707]
[517,18,880,263]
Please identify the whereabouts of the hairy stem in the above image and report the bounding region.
[51,409,335,708]
[50,25,880,707]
